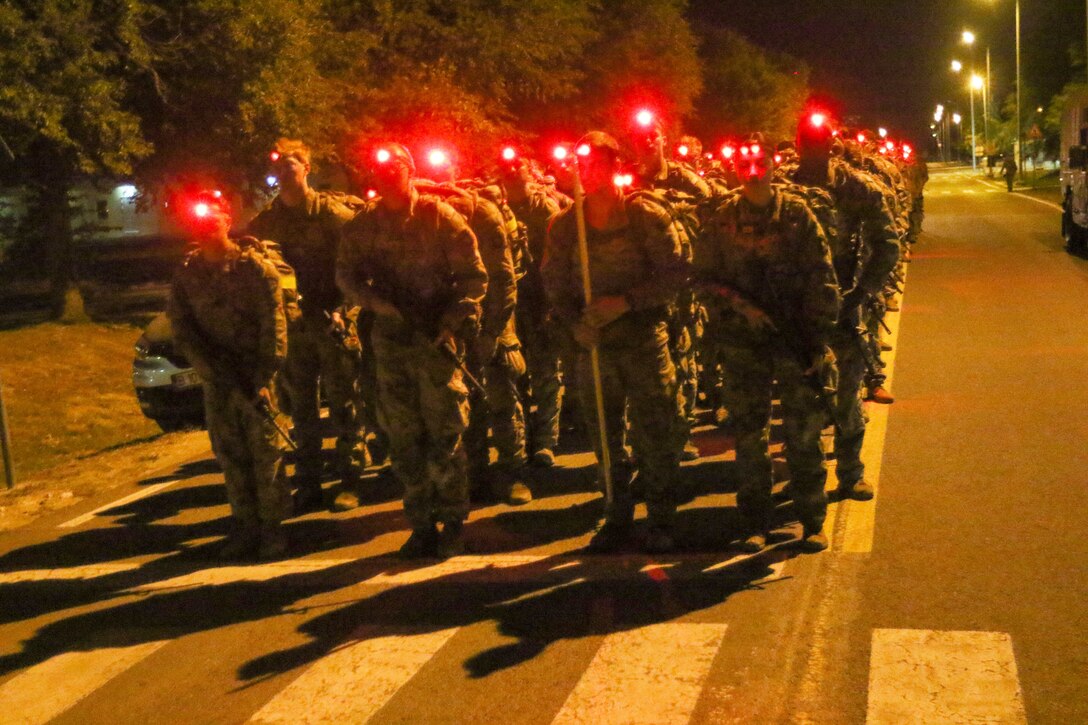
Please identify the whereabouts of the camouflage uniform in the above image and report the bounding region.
[694,188,840,535]
[509,184,565,458]
[418,183,526,485]
[543,193,690,525]
[787,159,901,491]
[168,238,291,530]
[337,189,487,530]
[248,190,372,488]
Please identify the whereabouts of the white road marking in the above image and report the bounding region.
[0,640,169,724]
[551,623,727,725]
[969,175,1064,211]
[124,558,356,591]
[867,629,1027,725]
[248,626,460,724]
[58,481,179,529]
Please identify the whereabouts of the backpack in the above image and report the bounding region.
[236,235,302,325]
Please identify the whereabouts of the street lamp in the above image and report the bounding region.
[961,29,991,157]
[969,74,984,172]
[962,30,976,45]
[951,59,963,73]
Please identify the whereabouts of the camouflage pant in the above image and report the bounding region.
[669,293,705,422]
[283,318,368,484]
[465,345,528,472]
[204,382,290,526]
[717,343,829,532]
[575,319,686,525]
[372,332,471,529]
[517,314,564,454]
[830,328,869,487]
[863,300,888,388]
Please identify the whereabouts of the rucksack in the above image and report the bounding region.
[236,235,302,324]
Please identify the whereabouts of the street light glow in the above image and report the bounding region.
[953,113,962,124]
[878,127,888,138]
[951,59,963,73]
[970,74,984,91]
[962,30,976,45]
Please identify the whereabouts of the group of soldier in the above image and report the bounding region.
[166,110,929,562]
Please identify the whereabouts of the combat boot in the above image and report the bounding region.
[219,520,260,560]
[865,386,895,405]
[735,531,767,554]
[800,524,829,553]
[838,479,875,501]
[491,467,533,506]
[292,480,325,515]
[258,523,288,560]
[436,521,466,559]
[399,525,438,559]
[531,448,556,468]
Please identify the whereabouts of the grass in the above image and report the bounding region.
[0,321,163,482]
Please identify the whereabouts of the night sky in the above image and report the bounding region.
[690,0,1088,143]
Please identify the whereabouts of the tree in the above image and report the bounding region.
[0,0,156,317]
[690,28,810,144]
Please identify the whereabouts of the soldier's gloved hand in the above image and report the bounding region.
[255,386,275,411]
[572,321,600,349]
[327,310,346,335]
[434,327,459,355]
[582,295,630,329]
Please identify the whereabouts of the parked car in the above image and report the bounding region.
[132,313,205,431]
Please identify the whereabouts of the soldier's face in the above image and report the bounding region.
[272,154,308,190]
[580,150,617,194]
[739,147,773,187]
[371,160,412,197]
[192,209,231,244]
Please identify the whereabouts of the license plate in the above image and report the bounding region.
[172,371,201,389]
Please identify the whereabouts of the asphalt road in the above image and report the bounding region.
[0,166,1083,724]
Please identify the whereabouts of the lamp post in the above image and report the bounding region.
[953,113,963,162]
[962,30,990,158]
[970,74,984,172]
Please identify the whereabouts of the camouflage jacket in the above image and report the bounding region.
[414,180,517,347]
[247,189,358,320]
[789,159,900,295]
[543,193,691,343]
[508,185,563,323]
[167,238,288,391]
[694,187,840,353]
[336,188,488,342]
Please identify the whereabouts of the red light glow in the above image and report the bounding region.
[502,147,517,161]
[553,145,569,161]
[269,151,281,162]
[193,203,211,218]
[366,189,377,199]
[677,145,689,157]
[722,146,735,159]
[576,143,591,157]
[810,113,827,128]
[635,109,654,127]
[376,148,391,164]
[428,149,450,167]
[613,173,634,188]
[857,133,867,144]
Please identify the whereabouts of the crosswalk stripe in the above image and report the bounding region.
[867,629,1027,725]
[248,626,460,724]
[551,623,727,725]
[58,481,178,528]
[0,640,169,724]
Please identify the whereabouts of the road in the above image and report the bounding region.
[0,166,1084,724]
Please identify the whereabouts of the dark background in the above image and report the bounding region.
[691,0,1087,143]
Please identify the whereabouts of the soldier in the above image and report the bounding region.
[248,138,372,513]
[631,120,711,462]
[694,138,840,553]
[337,143,488,558]
[543,131,690,553]
[790,114,901,502]
[498,152,567,468]
[413,177,529,505]
[167,190,292,560]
